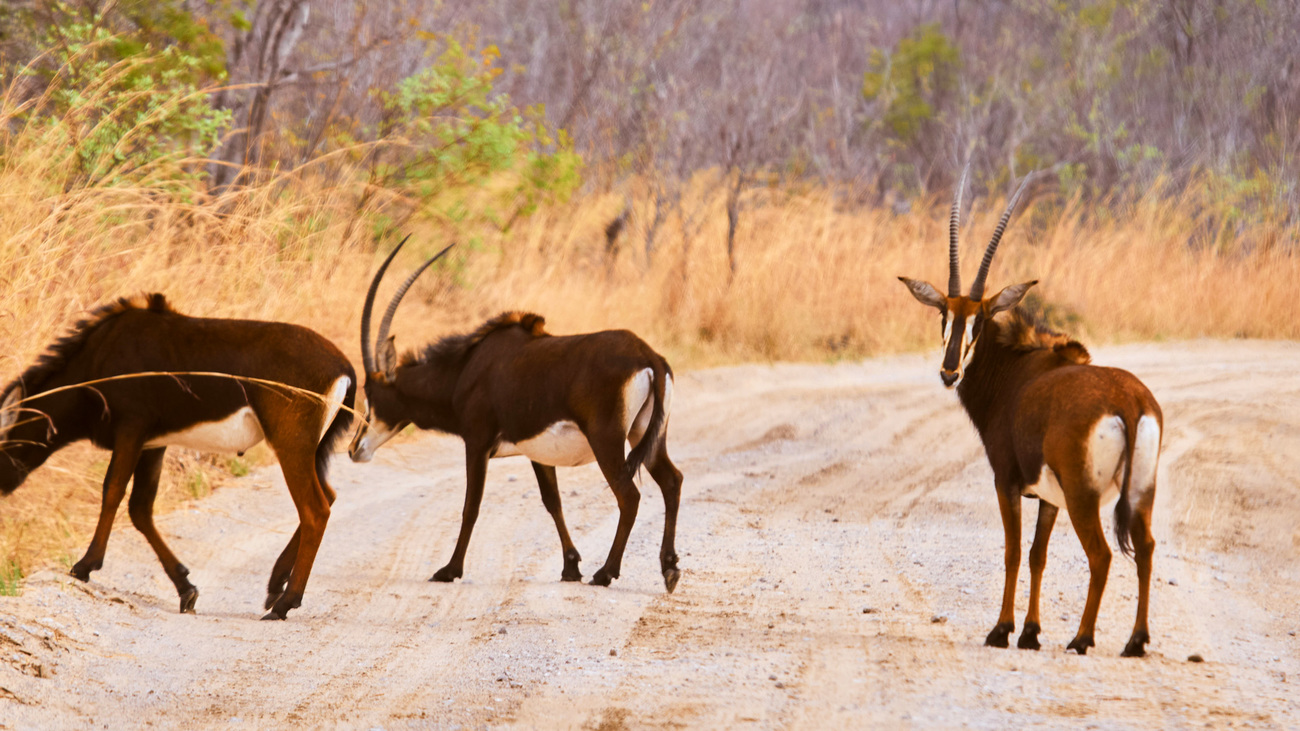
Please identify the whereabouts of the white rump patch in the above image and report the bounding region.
[146,407,265,455]
[320,376,351,441]
[624,368,654,438]
[1128,415,1161,509]
[500,421,595,467]
[1086,415,1127,506]
[1024,464,1066,508]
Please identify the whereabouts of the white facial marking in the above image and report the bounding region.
[145,407,265,454]
[941,316,953,350]
[348,407,402,463]
[959,318,978,372]
[1023,464,1066,508]
[320,376,351,441]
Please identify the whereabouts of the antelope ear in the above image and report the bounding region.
[987,280,1038,315]
[0,386,21,434]
[897,277,947,310]
[379,335,399,381]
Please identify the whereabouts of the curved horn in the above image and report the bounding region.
[948,162,970,297]
[360,235,412,376]
[969,173,1034,301]
[374,244,456,372]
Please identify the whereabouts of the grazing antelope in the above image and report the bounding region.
[348,239,683,592]
[0,294,355,620]
[898,169,1163,656]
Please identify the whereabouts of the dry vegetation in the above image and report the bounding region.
[3,162,1298,580]
[3,0,1300,588]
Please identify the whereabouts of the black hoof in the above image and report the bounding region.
[1121,631,1149,658]
[265,580,287,609]
[430,566,462,583]
[1067,635,1094,655]
[69,559,100,582]
[663,568,681,594]
[590,568,615,587]
[262,593,301,620]
[561,550,582,581]
[1016,622,1041,650]
[985,622,1014,648]
[179,586,199,614]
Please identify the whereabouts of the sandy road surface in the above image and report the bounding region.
[2,341,1299,729]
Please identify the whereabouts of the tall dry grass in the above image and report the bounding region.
[3,118,1298,578]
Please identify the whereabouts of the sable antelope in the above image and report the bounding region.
[0,294,355,620]
[897,168,1163,656]
[348,239,682,592]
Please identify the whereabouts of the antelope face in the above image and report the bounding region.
[347,386,408,463]
[898,278,1037,389]
[938,296,986,388]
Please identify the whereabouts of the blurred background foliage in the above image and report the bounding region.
[2,0,1297,240]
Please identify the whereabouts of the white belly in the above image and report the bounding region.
[496,420,595,467]
[146,407,265,455]
[1023,463,1066,508]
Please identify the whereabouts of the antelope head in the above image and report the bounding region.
[899,166,1037,389]
[349,237,453,462]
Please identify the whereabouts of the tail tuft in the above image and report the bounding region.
[1114,413,1139,558]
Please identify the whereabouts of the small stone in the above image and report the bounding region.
[1168,578,1179,586]
[774,682,786,689]
[931,615,947,624]
[768,674,777,681]
[609,649,617,656]
[507,475,517,482]
[862,607,878,614]
[498,627,508,635]
[1188,654,1204,663]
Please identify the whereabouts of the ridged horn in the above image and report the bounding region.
[360,235,412,376]
[948,162,970,297]
[374,244,456,373]
[969,173,1034,301]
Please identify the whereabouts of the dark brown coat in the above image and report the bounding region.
[0,294,355,619]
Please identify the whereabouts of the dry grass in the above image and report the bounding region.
[2,153,1297,579]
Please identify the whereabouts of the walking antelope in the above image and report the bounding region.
[0,294,355,620]
[897,169,1163,656]
[348,239,683,592]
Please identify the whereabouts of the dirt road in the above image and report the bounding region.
[2,341,1298,729]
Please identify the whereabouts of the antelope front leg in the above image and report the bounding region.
[126,447,199,613]
[1018,501,1059,650]
[72,428,145,582]
[985,484,1022,648]
[432,444,490,583]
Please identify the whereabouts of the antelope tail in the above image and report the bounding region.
[623,361,670,482]
[1114,412,1140,558]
